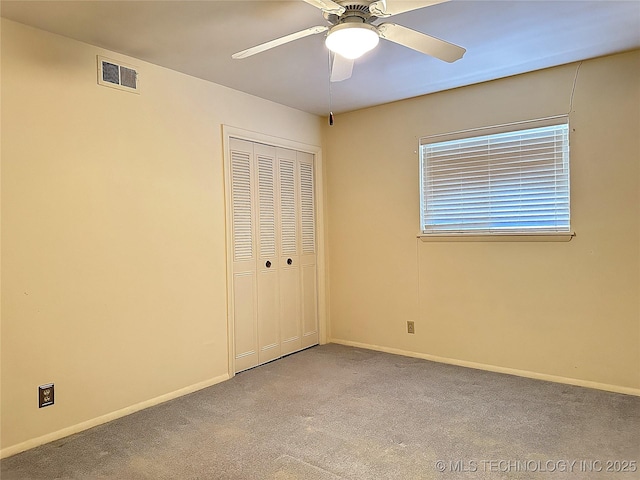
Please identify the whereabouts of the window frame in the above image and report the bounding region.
[418,117,574,242]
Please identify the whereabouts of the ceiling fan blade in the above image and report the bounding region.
[330,54,354,82]
[232,26,328,59]
[369,0,449,18]
[378,23,465,63]
[301,0,346,15]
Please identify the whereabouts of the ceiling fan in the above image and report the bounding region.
[232,0,466,82]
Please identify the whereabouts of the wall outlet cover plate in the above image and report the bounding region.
[39,384,54,408]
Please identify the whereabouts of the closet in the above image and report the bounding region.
[229,138,318,373]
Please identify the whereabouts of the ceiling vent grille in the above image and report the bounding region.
[97,56,140,94]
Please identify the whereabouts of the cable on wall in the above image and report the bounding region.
[567,61,583,116]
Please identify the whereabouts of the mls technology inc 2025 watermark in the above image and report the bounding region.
[434,459,637,474]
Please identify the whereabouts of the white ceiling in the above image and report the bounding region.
[2,0,639,115]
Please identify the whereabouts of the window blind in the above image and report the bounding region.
[420,123,570,234]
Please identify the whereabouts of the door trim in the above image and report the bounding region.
[222,125,327,379]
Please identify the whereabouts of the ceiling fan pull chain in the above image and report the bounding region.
[328,51,334,126]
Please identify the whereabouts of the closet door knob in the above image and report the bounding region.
[287,258,293,265]
[265,261,272,268]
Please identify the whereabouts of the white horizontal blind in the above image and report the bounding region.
[421,123,570,234]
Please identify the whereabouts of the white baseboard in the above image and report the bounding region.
[330,338,640,397]
[1,373,229,459]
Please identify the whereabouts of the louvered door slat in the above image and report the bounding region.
[279,158,297,256]
[299,162,315,254]
[231,151,253,261]
[257,155,276,258]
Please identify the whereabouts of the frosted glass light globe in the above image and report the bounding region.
[325,23,380,60]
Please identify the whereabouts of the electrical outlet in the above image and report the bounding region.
[38,383,54,408]
[407,321,415,334]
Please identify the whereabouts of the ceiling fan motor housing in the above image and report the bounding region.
[324,1,380,25]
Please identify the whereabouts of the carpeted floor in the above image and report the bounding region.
[2,344,639,479]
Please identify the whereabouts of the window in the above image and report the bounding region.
[420,122,570,235]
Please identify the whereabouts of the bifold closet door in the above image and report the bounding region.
[229,137,318,372]
[229,138,259,372]
[230,139,282,371]
[255,143,281,365]
[277,148,302,355]
[298,152,319,348]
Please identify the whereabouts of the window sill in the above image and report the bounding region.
[418,232,575,242]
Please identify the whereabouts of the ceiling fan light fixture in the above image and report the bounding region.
[325,23,379,60]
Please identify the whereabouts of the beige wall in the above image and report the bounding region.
[325,51,640,392]
[0,19,322,453]
[2,15,638,458]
